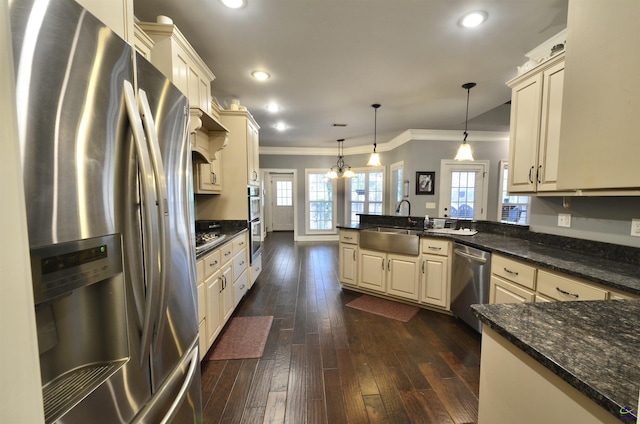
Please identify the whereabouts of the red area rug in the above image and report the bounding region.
[346,295,419,322]
[206,316,273,360]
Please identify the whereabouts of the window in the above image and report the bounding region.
[275,180,292,206]
[345,167,384,225]
[439,160,489,220]
[306,170,336,233]
[390,161,404,209]
[498,161,530,224]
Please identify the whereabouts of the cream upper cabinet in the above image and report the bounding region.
[194,150,223,194]
[557,0,640,192]
[76,0,134,42]
[247,121,260,185]
[137,22,215,113]
[507,52,565,193]
[133,23,154,59]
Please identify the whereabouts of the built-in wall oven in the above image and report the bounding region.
[248,186,261,263]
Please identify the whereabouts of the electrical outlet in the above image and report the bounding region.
[558,213,571,228]
[631,219,640,237]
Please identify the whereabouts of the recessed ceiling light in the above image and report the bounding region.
[275,122,286,131]
[251,70,270,81]
[220,0,246,9]
[266,103,280,112]
[460,11,487,28]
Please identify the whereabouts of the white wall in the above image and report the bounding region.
[0,1,45,421]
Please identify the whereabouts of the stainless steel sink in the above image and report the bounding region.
[360,227,421,255]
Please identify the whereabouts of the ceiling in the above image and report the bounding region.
[133,0,568,149]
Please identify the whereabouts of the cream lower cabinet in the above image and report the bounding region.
[420,239,451,309]
[339,230,359,287]
[478,327,620,424]
[196,234,248,358]
[490,254,632,304]
[358,248,420,300]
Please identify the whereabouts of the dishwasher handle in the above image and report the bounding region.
[454,249,488,264]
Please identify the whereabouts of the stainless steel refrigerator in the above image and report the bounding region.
[10,0,203,422]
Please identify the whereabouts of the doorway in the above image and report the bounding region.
[263,170,297,238]
[438,160,489,220]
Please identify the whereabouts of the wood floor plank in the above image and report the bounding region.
[284,344,307,424]
[262,391,286,424]
[336,348,369,424]
[245,359,275,408]
[202,359,243,424]
[220,359,259,424]
[363,394,391,423]
[306,333,324,401]
[323,368,349,423]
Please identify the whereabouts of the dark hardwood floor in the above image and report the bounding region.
[200,231,481,424]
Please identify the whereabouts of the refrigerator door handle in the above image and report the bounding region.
[130,342,200,424]
[137,88,170,348]
[123,80,160,367]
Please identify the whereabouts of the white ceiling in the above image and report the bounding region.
[133,0,568,149]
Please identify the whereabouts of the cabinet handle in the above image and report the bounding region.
[352,251,356,261]
[225,251,231,257]
[504,267,519,276]
[239,261,245,266]
[537,165,542,184]
[528,166,534,183]
[218,277,224,293]
[421,260,425,273]
[428,246,442,251]
[210,260,218,267]
[556,287,579,299]
[387,260,391,271]
[239,241,245,246]
[344,236,353,240]
[381,259,385,271]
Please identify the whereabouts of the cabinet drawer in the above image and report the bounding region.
[536,270,607,301]
[340,230,359,244]
[233,269,248,308]
[491,255,537,290]
[220,242,233,265]
[233,234,247,254]
[196,259,205,284]
[421,238,450,256]
[233,249,248,281]
[490,275,535,304]
[203,250,221,279]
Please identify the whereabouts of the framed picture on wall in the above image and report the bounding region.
[416,171,435,195]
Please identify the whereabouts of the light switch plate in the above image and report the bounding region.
[425,202,436,209]
[558,213,571,228]
[631,219,640,237]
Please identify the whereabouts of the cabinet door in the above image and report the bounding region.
[233,269,248,308]
[247,121,260,184]
[171,47,190,96]
[508,74,542,193]
[387,254,420,301]
[339,243,358,286]
[490,275,535,304]
[358,249,386,293]
[537,60,565,192]
[195,160,221,194]
[221,264,234,322]
[421,254,449,308]
[205,269,222,347]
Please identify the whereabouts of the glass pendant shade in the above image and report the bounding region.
[455,82,476,161]
[367,103,382,166]
[366,152,381,166]
[454,142,474,161]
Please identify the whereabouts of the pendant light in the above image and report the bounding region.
[327,139,355,179]
[455,82,476,161]
[367,103,382,166]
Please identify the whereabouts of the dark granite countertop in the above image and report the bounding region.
[472,300,640,422]
[195,226,248,260]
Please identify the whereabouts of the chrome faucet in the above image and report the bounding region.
[396,199,411,216]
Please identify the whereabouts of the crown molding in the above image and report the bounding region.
[260,129,509,156]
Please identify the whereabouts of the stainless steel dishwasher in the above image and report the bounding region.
[451,243,491,333]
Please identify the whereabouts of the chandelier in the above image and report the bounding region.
[327,139,354,179]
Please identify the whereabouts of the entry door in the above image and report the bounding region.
[439,160,488,220]
[271,174,294,231]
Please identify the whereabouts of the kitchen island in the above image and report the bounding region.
[472,300,640,423]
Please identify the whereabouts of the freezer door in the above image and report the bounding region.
[135,53,202,417]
